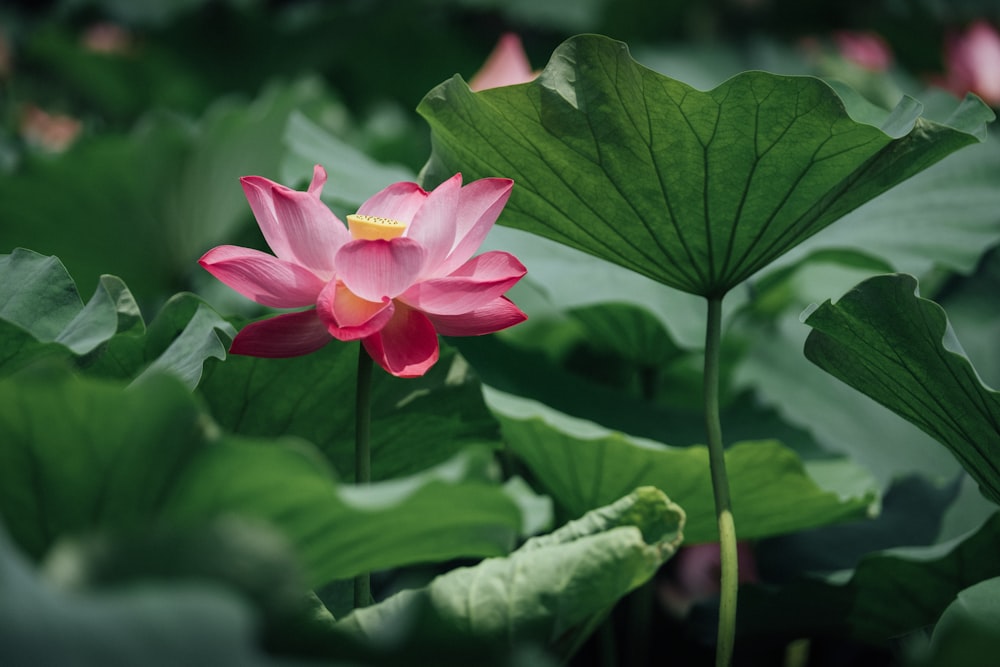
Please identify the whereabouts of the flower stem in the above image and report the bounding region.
[704,295,737,667]
[354,343,374,608]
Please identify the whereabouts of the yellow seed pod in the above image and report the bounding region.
[347,214,407,241]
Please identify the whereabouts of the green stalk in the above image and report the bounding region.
[353,344,374,608]
[704,295,737,667]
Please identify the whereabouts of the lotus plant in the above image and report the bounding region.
[200,164,526,607]
[200,164,527,378]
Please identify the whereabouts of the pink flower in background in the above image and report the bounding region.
[659,541,759,618]
[833,30,893,71]
[200,165,527,377]
[941,20,1000,106]
[19,104,82,152]
[469,33,538,91]
[81,22,132,54]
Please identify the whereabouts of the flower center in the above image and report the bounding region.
[347,214,407,241]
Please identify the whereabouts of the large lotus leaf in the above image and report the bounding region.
[417,34,993,297]
[199,340,500,481]
[804,273,1000,504]
[0,372,522,586]
[338,487,683,661]
[737,512,1000,646]
[486,389,876,543]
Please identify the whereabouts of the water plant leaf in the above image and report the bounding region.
[200,341,500,481]
[418,34,993,297]
[804,273,1000,504]
[486,390,876,543]
[738,512,1000,646]
[337,486,683,661]
[0,372,522,586]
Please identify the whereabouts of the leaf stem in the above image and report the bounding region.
[704,295,737,667]
[354,343,374,608]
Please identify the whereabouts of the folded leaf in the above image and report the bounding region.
[0,249,140,356]
[338,487,683,661]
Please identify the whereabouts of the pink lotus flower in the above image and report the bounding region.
[941,20,1000,106]
[200,166,527,377]
[469,33,538,91]
[833,30,893,71]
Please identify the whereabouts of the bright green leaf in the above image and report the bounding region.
[338,487,683,661]
[418,34,993,297]
[0,249,144,358]
[0,372,522,586]
[487,389,877,543]
[804,273,1000,504]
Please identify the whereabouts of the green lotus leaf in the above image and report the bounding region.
[418,34,993,297]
